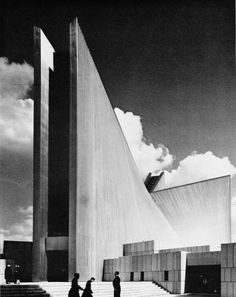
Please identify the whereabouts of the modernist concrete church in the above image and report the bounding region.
[33,18,231,291]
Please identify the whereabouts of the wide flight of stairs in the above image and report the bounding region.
[0,284,50,297]
[39,281,170,297]
[0,282,171,297]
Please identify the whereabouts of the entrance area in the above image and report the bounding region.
[47,251,68,281]
[185,265,220,294]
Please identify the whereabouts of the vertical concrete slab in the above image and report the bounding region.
[152,271,158,282]
[160,253,167,271]
[222,282,227,297]
[225,268,231,282]
[69,18,178,281]
[233,245,236,267]
[151,254,157,271]
[232,268,236,282]
[132,256,138,272]
[33,27,54,281]
[222,268,225,282]
[174,270,179,281]
[138,256,143,272]
[104,260,108,273]
[130,243,135,254]
[146,255,152,271]
[228,283,233,297]
[233,282,236,297]
[222,244,228,268]
[167,253,173,270]
[134,272,140,281]
[228,244,234,268]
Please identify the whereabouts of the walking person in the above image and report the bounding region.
[82,277,95,297]
[68,273,84,297]
[113,271,121,297]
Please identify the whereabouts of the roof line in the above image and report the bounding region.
[152,174,231,193]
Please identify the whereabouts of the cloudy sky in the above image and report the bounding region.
[0,0,235,248]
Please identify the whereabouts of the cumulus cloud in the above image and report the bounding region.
[0,58,34,245]
[165,151,236,188]
[18,206,33,215]
[114,107,174,179]
[0,57,33,151]
[0,206,33,250]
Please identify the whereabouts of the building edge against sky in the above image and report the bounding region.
[151,175,231,250]
[33,18,178,282]
[32,18,231,282]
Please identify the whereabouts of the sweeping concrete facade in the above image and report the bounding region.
[33,18,231,283]
[151,176,231,250]
[33,19,178,282]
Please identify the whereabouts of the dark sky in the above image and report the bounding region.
[0,0,235,243]
[1,0,235,164]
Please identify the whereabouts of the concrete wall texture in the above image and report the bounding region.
[68,18,178,281]
[151,176,231,250]
[221,243,236,297]
[104,248,187,294]
[33,17,232,283]
[33,19,179,281]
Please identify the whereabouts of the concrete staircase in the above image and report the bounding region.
[0,284,50,297]
[38,281,170,297]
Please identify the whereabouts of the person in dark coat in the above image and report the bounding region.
[5,264,12,284]
[82,277,95,297]
[113,271,121,297]
[68,273,84,297]
[14,264,21,284]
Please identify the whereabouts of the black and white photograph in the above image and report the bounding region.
[0,1,235,296]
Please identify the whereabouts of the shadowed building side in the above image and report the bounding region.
[33,27,55,281]
[151,176,231,250]
[69,18,179,281]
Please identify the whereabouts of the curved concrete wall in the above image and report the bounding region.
[69,19,179,281]
[151,176,231,250]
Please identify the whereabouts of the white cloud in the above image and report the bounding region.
[165,151,236,188]
[114,107,174,179]
[0,206,33,244]
[0,57,33,152]
[18,206,33,216]
[0,57,33,99]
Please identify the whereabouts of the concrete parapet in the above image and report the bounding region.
[123,240,155,256]
[187,251,221,266]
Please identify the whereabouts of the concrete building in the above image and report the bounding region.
[104,240,222,294]
[33,18,178,282]
[32,17,231,286]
